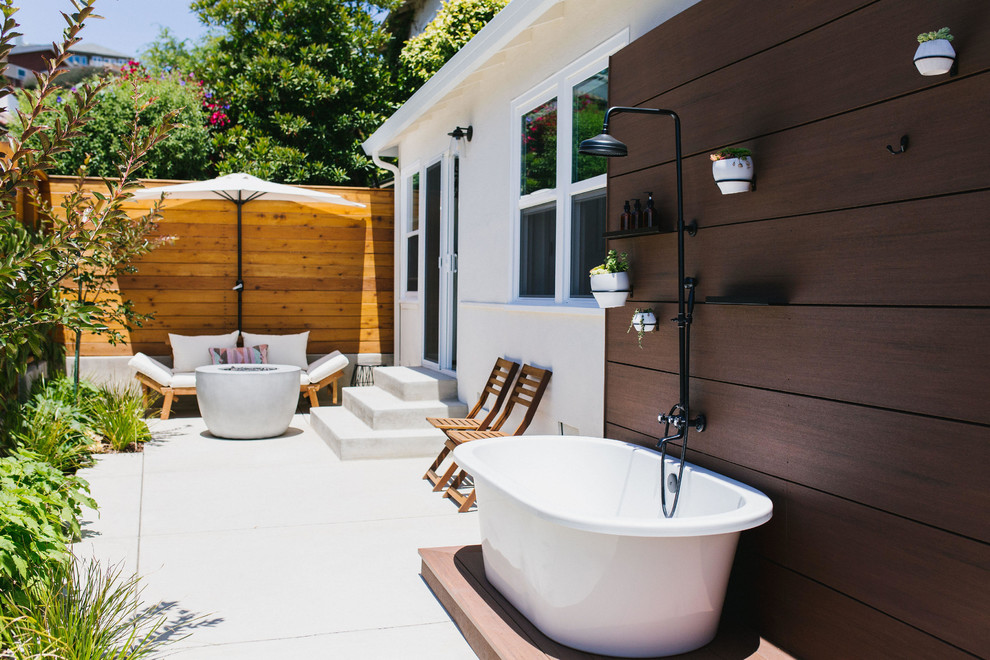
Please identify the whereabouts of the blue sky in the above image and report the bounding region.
[15,0,210,58]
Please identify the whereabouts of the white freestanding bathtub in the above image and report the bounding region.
[453,435,773,658]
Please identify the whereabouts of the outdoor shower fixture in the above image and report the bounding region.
[579,106,705,518]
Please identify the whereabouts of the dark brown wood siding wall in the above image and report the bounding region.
[604,1,989,658]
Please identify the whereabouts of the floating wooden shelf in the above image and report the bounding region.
[705,296,788,306]
[603,225,663,239]
[419,544,793,660]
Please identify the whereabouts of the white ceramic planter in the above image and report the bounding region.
[592,291,629,309]
[589,271,630,292]
[712,156,754,194]
[914,39,955,76]
[632,311,657,333]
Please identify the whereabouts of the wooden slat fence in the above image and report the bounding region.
[605,1,988,658]
[48,176,394,357]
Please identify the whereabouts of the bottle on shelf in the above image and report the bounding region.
[643,192,658,228]
[632,198,643,228]
[620,200,632,230]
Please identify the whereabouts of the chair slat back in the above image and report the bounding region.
[489,364,552,434]
[467,358,520,428]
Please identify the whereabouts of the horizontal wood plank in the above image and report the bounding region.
[609,0,874,110]
[755,560,976,660]
[604,362,989,542]
[610,0,990,176]
[613,190,990,307]
[607,302,990,425]
[608,72,990,232]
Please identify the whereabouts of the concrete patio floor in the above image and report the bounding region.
[73,413,481,658]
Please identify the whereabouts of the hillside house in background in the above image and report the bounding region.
[9,42,131,74]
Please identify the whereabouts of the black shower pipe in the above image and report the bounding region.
[596,106,703,438]
[587,106,706,516]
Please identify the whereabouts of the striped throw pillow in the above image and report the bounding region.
[209,344,268,365]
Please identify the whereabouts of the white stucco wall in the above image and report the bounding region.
[382,0,699,437]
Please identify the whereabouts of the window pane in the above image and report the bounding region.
[572,68,608,183]
[409,173,420,231]
[521,98,557,196]
[569,190,607,297]
[519,204,556,297]
[406,235,418,292]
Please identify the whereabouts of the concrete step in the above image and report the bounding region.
[342,386,468,431]
[373,366,459,401]
[310,406,448,460]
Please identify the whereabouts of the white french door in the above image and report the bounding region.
[422,153,458,372]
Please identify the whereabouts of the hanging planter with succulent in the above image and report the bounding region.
[914,27,955,76]
[710,147,754,194]
[589,250,630,308]
[627,308,657,348]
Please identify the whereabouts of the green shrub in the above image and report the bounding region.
[0,558,176,659]
[8,377,99,473]
[0,453,96,600]
[90,387,154,453]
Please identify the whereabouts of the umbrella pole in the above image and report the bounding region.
[235,197,244,336]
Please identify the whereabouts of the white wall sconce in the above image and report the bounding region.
[914,27,956,76]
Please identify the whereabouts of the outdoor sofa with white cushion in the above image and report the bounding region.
[129,330,349,420]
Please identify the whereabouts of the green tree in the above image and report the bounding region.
[13,62,212,181]
[397,0,507,95]
[140,26,205,76]
[190,0,400,186]
[1,0,176,430]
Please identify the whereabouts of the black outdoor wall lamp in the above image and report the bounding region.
[447,125,473,141]
[579,106,705,518]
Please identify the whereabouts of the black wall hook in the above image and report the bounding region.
[886,135,909,155]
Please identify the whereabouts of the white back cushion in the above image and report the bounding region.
[240,331,309,369]
[169,331,239,372]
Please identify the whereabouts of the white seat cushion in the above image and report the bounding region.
[170,372,197,389]
[241,331,309,369]
[129,352,173,387]
[170,331,239,373]
[299,372,311,386]
[307,350,349,383]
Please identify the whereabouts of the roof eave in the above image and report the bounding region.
[362,0,563,157]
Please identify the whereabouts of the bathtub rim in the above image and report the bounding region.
[454,435,773,538]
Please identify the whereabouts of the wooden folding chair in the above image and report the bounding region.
[423,358,520,490]
[441,364,552,512]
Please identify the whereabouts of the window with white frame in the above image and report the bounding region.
[513,35,624,303]
[403,172,420,295]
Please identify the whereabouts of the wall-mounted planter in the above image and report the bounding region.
[592,290,629,308]
[628,309,657,348]
[914,28,955,76]
[630,310,657,332]
[590,271,629,292]
[710,149,754,194]
[590,250,630,308]
[591,273,630,308]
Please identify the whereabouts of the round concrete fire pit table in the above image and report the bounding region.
[195,364,301,439]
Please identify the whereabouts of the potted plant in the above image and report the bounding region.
[627,308,657,348]
[710,147,754,194]
[914,27,955,76]
[589,250,630,308]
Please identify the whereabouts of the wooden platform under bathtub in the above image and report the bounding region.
[419,545,794,660]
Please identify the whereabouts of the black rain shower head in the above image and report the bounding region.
[578,131,628,157]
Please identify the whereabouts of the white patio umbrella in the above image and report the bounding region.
[131,172,365,333]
